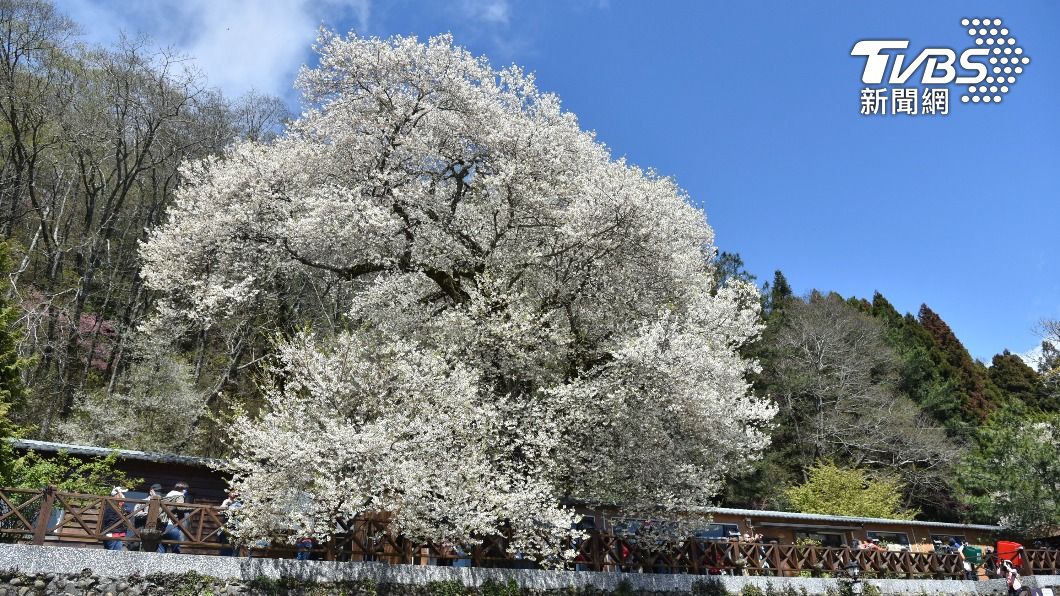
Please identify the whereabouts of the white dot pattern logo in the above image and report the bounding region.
[962,18,1029,105]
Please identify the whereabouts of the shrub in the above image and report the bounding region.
[427,580,471,596]
[481,580,520,596]
[692,577,729,596]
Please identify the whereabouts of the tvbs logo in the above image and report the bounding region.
[851,18,1030,111]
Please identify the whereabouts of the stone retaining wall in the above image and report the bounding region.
[0,544,1057,595]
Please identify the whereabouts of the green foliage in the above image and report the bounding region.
[3,449,140,495]
[719,451,796,510]
[1040,340,1060,404]
[957,405,1059,536]
[786,462,916,520]
[917,305,1002,422]
[778,585,807,596]
[172,571,215,596]
[0,243,28,410]
[989,350,1053,413]
[761,270,793,319]
[738,585,764,596]
[691,578,729,596]
[245,576,379,596]
[0,242,30,480]
[481,580,520,596]
[713,251,756,293]
[870,295,976,434]
[427,580,473,596]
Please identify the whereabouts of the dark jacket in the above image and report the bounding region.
[102,502,125,533]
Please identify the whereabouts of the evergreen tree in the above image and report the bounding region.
[764,270,793,316]
[958,406,1059,537]
[712,251,756,293]
[918,305,1002,422]
[867,294,967,435]
[989,350,1052,412]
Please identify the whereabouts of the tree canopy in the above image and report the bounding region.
[786,462,915,520]
[958,406,1060,536]
[142,32,774,558]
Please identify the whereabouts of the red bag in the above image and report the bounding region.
[996,540,1023,568]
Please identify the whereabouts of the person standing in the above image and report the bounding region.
[949,539,974,581]
[158,481,189,554]
[1001,560,1022,596]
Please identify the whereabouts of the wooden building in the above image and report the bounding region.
[10,439,230,505]
[10,439,1002,554]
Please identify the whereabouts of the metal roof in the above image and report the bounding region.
[704,506,1002,532]
[10,439,220,468]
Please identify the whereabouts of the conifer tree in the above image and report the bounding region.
[762,270,793,317]
[989,350,1052,412]
[918,305,1002,421]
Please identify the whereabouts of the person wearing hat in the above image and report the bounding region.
[102,486,128,551]
[1001,559,1022,595]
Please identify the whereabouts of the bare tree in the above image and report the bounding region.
[0,0,291,443]
[764,293,960,508]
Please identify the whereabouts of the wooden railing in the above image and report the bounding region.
[0,486,228,553]
[569,533,975,578]
[0,487,1056,578]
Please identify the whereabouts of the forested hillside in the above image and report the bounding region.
[0,0,1056,539]
[0,0,287,453]
[721,264,1059,536]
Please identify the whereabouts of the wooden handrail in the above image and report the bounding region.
[0,486,1054,576]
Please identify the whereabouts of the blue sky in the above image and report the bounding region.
[58,0,1059,362]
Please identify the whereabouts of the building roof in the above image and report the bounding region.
[705,506,1002,532]
[10,439,220,468]
[9,439,1004,533]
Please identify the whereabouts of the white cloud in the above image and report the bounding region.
[460,0,510,25]
[1019,344,1043,370]
[55,0,371,102]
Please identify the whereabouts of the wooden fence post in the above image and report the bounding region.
[325,534,336,561]
[146,495,160,529]
[1020,549,1033,577]
[770,544,782,577]
[589,530,602,572]
[32,486,55,545]
[806,545,819,577]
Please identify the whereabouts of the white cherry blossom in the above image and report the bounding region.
[141,31,775,560]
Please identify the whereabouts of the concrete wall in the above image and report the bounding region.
[0,544,1057,595]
